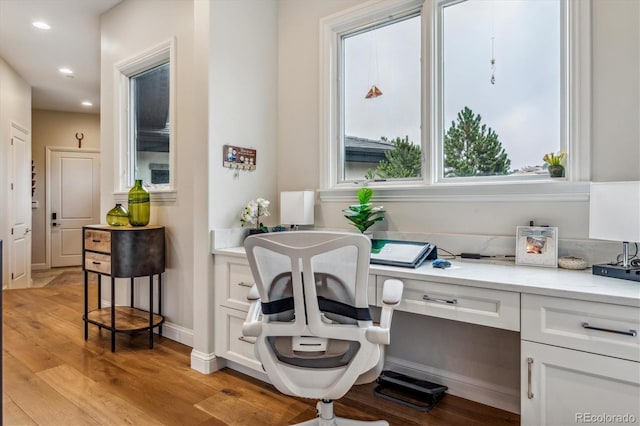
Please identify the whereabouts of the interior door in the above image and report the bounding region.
[9,124,31,288]
[48,149,100,267]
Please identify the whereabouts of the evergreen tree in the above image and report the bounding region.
[444,107,511,177]
[375,136,422,178]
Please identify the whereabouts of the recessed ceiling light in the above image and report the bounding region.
[58,67,73,75]
[81,101,93,107]
[32,21,51,30]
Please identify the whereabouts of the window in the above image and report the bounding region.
[115,39,175,198]
[320,0,590,196]
[340,13,422,182]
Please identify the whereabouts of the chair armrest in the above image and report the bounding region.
[242,285,262,337]
[366,279,403,345]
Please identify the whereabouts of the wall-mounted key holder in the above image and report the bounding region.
[223,145,256,171]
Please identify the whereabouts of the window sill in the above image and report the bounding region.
[114,189,177,204]
[319,181,590,203]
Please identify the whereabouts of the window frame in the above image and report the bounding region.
[319,0,591,202]
[114,38,176,202]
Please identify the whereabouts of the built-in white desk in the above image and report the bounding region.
[212,247,640,425]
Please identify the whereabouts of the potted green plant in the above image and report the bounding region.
[342,187,385,234]
[543,151,566,178]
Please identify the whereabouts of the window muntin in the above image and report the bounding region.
[339,12,423,183]
[439,0,562,180]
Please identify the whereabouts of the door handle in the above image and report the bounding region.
[52,223,59,227]
[25,228,31,233]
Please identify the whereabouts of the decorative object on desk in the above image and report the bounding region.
[558,256,588,270]
[106,203,129,226]
[241,197,270,234]
[515,226,558,268]
[280,190,314,230]
[589,181,640,282]
[342,187,384,233]
[127,179,150,226]
[543,151,566,178]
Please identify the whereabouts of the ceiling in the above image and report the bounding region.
[0,0,122,114]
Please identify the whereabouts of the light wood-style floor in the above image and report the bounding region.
[3,278,519,425]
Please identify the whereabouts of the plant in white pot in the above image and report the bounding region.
[342,187,385,234]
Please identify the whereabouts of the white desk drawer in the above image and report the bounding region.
[522,294,640,362]
[222,259,255,312]
[215,306,262,371]
[377,276,520,331]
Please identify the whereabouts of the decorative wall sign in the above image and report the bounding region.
[515,226,558,268]
[223,145,256,170]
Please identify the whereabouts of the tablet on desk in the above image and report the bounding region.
[370,240,437,268]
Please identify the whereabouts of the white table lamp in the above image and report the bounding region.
[280,191,314,230]
[589,181,640,281]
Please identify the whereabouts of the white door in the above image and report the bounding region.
[521,340,640,426]
[48,149,100,267]
[9,124,31,288]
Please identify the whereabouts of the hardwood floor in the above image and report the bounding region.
[3,281,519,425]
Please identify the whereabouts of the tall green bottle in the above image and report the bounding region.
[128,179,150,226]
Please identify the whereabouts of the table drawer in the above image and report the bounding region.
[85,252,111,275]
[522,294,640,362]
[222,260,255,311]
[377,276,520,331]
[84,229,111,253]
[214,306,262,372]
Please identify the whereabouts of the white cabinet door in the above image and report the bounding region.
[521,340,640,426]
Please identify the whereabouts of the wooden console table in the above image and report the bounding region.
[82,225,165,351]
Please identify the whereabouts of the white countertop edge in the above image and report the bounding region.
[212,247,640,308]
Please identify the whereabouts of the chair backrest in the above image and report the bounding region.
[244,231,380,400]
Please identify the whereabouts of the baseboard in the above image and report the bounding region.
[160,321,193,347]
[225,359,269,383]
[31,263,49,271]
[384,356,520,414]
[191,350,227,374]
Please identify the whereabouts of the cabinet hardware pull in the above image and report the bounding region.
[92,239,101,243]
[238,336,256,344]
[422,295,457,305]
[237,281,253,288]
[527,357,534,399]
[92,261,101,265]
[581,322,637,337]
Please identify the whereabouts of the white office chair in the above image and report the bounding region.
[242,232,403,426]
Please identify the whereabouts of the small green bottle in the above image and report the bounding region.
[128,179,150,226]
[106,203,129,226]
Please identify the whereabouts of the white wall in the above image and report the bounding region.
[101,0,202,342]
[0,56,31,287]
[101,0,278,360]
[278,0,640,240]
[31,110,100,268]
[276,0,640,413]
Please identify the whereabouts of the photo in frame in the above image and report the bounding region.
[515,226,558,268]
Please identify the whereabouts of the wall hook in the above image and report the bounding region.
[76,132,84,148]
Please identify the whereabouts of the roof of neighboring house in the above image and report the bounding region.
[344,136,394,163]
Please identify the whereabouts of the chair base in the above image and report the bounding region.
[294,400,388,426]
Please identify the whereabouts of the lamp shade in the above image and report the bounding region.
[589,181,640,243]
[280,191,315,225]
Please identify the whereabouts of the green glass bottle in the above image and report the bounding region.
[128,179,150,226]
[106,203,129,226]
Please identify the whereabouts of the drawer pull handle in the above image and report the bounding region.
[238,336,256,344]
[423,295,457,305]
[237,282,253,288]
[92,239,101,243]
[92,261,101,265]
[527,357,534,399]
[581,322,637,337]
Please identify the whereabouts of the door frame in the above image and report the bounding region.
[9,121,31,288]
[45,146,101,269]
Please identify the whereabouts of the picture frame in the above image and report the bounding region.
[515,226,558,268]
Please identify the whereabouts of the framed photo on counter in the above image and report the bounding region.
[515,226,558,268]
